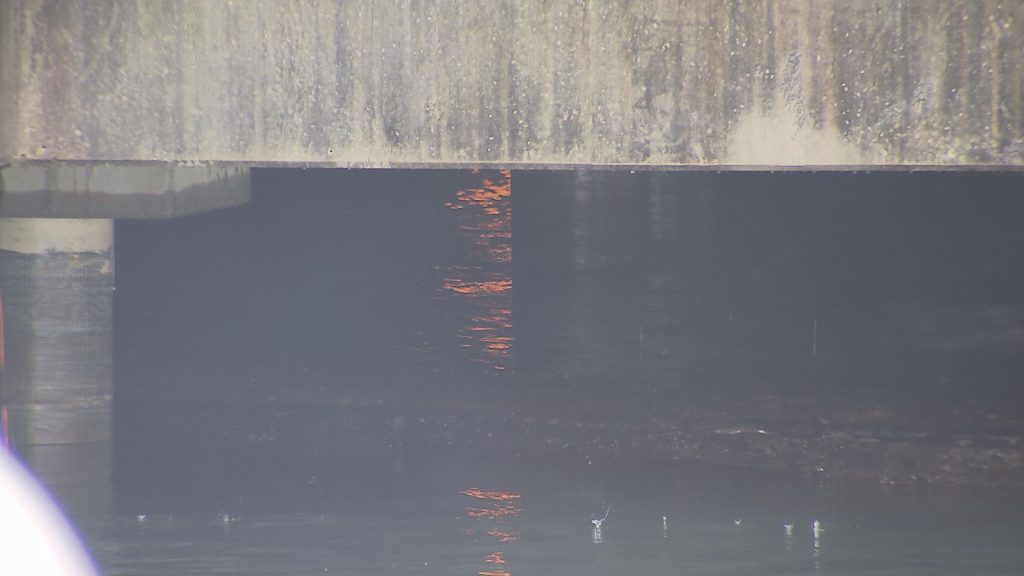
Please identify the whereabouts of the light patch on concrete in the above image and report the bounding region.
[0,218,113,254]
[727,106,868,167]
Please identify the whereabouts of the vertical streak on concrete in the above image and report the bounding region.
[758,0,776,115]
[0,1,14,161]
[870,1,898,156]
[3,0,1021,168]
[723,0,745,139]
[587,2,618,163]
[33,2,84,159]
[991,1,1022,157]
[497,2,514,162]
[965,1,988,158]
[577,1,591,162]
[0,219,113,446]
[701,3,725,160]
[942,2,963,150]
[380,2,407,151]
[476,0,510,162]
[1010,0,1021,150]
[308,5,330,152]
[549,2,582,159]
[510,2,544,160]
[244,2,264,157]
[667,5,687,162]
[505,3,522,160]
[906,1,932,161]
[772,0,800,119]
[897,1,912,160]
[408,1,430,160]
[1017,2,1024,151]
[344,2,366,154]
[991,3,1006,151]
[811,0,833,129]
[442,1,461,157]
[679,4,702,162]
[832,1,853,139]
[179,2,197,156]
[507,3,524,160]
[652,1,688,161]
[805,1,831,133]
[328,2,351,156]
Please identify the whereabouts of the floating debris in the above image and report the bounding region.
[591,506,610,543]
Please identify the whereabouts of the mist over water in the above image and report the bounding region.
[29,169,1024,574]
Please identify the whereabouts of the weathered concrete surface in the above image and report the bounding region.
[0,164,250,218]
[1,0,1022,170]
[0,218,112,253]
[0,219,113,445]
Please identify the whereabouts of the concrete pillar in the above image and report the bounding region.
[0,218,113,446]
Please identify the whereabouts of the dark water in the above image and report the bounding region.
[34,170,1024,573]
[28,441,1024,575]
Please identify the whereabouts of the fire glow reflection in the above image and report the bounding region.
[461,487,521,576]
[441,170,513,371]
[461,487,522,520]
[482,552,508,576]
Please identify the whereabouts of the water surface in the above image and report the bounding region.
[37,169,1024,574]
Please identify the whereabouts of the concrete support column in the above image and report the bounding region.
[0,218,113,446]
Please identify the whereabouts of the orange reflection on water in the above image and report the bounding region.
[463,485,520,575]
[482,336,512,351]
[473,313,513,329]
[462,488,521,502]
[442,279,512,296]
[442,169,514,371]
[466,505,519,519]
[462,488,522,520]
[446,174,510,234]
[488,244,512,263]
[481,552,511,576]
[487,529,520,543]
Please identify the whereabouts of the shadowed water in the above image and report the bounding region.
[27,441,1024,575]
[19,169,1024,574]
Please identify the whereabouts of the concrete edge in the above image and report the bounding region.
[4,160,1024,173]
[1,163,251,219]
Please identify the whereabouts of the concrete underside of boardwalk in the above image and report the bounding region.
[2,0,1023,175]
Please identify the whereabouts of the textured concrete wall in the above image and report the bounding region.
[1,0,1022,169]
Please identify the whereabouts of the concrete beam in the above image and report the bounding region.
[1,1,1022,170]
[0,164,250,218]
